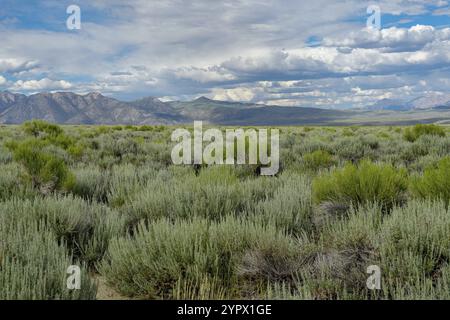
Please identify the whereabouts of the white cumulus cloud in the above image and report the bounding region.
[323,25,450,52]
[11,78,73,91]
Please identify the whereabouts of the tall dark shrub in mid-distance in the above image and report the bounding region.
[403,124,445,142]
[312,160,408,212]
[6,139,74,194]
[22,120,63,138]
[410,157,450,206]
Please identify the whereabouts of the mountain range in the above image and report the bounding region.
[0,91,449,126]
[367,93,450,111]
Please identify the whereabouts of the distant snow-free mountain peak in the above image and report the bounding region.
[194,96,212,102]
[368,92,450,111]
[0,91,449,125]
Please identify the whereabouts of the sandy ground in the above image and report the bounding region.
[95,276,129,300]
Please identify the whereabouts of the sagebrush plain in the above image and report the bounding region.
[0,121,449,300]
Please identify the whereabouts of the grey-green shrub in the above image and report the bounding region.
[0,145,12,164]
[378,200,450,299]
[0,163,37,201]
[0,202,97,300]
[0,196,125,267]
[71,165,110,202]
[101,217,295,299]
[122,166,281,226]
[250,173,313,234]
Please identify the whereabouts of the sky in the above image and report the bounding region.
[1,0,450,108]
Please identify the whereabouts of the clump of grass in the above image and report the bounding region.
[403,124,446,142]
[312,160,408,213]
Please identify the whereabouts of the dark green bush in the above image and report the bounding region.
[22,120,63,138]
[303,150,336,170]
[22,120,80,153]
[6,139,75,193]
[138,125,153,131]
[410,157,450,206]
[404,124,446,142]
[312,160,408,212]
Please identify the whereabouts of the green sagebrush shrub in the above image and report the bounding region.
[70,165,110,202]
[0,162,37,201]
[100,217,296,299]
[71,163,156,204]
[121,165,282,227]
[312,160,408,212]
[287,200,450,300]
[410,157,450,206]
[310,203,381,299]
[0,145,12,164]
[107,163,161,208]
[6,138,75,194]
[403,124,446,142]
[0,196,125,267]
[379,199,450,299]
[0,200,97,299]
[331,137,374,163]
[0,224,96,300]
[250,172,313,235]
[400,135,449,166]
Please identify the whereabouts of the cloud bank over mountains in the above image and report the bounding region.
[0,0,450,108]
